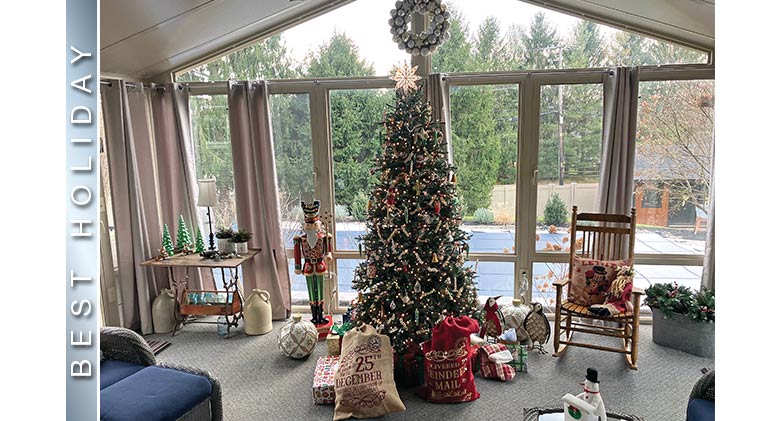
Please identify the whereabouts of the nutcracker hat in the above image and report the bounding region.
[301,200,321,223]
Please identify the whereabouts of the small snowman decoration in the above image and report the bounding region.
[562,368,607,421]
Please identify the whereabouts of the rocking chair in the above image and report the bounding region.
[552,206,643,369]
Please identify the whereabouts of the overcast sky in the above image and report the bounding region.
[281,0,616,75]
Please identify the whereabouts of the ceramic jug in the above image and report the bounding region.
[244,289,273,335]
[152,289,177,334]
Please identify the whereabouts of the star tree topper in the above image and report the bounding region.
[391,62,422,93]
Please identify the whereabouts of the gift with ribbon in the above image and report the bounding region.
[327,322,353,355]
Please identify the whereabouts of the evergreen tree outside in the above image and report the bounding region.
[353,81,479,353]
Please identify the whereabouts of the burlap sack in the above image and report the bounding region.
[333,324,405,420]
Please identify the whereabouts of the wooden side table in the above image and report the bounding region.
[140,249,261,337]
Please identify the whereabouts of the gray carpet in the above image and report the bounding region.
[145,318,713,421]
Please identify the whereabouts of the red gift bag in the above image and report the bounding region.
[418,316,480,403]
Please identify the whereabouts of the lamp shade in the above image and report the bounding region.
[197,178,218,207]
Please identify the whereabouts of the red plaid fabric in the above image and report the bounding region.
[477,344,516,381]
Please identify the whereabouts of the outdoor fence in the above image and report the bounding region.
[491,182,599,217]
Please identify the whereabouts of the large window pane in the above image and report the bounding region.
[450,84,519,253]
[634,264,703,312]
[190,95,236,229]
[330,89,393,251]
[336,259,361,307]
[288,258,310,307]
[464,261,514,306]
[178,0,408,82]
[532,262,568,313]
[536,83,603,252]
[633,80,713,255]
[270,94,313,248]
[434,1,707,74]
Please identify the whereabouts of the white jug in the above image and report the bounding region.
[244,289,273,335]
[152,289,177,334]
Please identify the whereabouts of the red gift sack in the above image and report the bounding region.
[419,316,480,403]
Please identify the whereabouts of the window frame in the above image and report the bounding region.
[185,64,713,315]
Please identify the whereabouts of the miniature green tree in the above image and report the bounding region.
[162,224,175,256]
[176,215,193,250]
[195,227,206,253]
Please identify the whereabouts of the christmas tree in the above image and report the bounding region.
[176,214,192,250]
[162,224,175,256]
[195,227,205,253]
[352,64,479,353]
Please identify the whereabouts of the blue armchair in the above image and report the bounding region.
[100,327,222,421]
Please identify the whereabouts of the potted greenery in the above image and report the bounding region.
[230,229,252,254]
[215,227,235,253]
[644,282,714,358]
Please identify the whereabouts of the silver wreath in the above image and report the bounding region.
[389,0,451,56]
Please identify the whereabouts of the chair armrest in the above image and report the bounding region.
[100,327,156,367]
[158,362,223,421]
[631,286,645,295]
[553,278,570,288]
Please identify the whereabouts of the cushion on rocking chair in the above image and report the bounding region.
[568,256,629,306]
[561,301,632,318]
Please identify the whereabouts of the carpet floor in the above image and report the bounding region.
[145,318,713,421]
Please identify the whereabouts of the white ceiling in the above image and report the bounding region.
[100,0,714,81]
[100,0,352,81]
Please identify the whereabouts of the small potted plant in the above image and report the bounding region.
[644,282,714,358]
[230,229,252,254]
[215,227,235,253]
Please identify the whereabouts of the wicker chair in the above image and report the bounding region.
[687,369,715,421]
[100,327,223,421]
[552,206,644,369]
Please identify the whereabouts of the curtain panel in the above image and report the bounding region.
[227,80,292,320]
[426,73,453,163]
[101,81,213,334]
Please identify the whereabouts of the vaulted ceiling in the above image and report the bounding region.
[100,0,714,82]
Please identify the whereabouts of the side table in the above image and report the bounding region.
[140,249,261,337]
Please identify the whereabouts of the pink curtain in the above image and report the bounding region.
[101,81,164,333]
[227,80,291,320]
[101,81,214,333]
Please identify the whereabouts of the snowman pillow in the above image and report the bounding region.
[568,256,629,306]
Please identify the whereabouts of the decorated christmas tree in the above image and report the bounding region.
[352,64,479,353]
[195,227,205,253]
[176,214,192,250]
[162,224,175,256]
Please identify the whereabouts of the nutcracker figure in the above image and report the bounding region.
[293,200,333,325]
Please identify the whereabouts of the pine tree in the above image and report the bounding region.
[195,227,206,253]
[162,224,175,256]
[352,80,479,353]
[176,215,193,250]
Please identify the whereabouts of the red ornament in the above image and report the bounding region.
[387,187,396,207]
[434,200,441,215]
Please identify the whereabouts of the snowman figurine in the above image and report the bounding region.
[562,368,607,421]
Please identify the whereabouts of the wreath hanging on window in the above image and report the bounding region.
[389,0,451,56]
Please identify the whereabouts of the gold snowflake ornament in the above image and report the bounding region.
[391,63,422,93]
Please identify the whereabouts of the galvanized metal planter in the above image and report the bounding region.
[651,308,714,358]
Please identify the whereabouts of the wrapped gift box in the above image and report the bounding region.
[312,356,340,405]
[326,334,342,356]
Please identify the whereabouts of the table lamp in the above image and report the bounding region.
[197,177,218,251]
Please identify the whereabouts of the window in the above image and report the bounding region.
[269,93,314,248]
[330,89,393,251]
[465,261,515,306]
[449,84,519,253]
[190,95,236,230]
[640,183,663,209]
[178,0,408,82]
[536,83,603,252]
[634,80,713,254]
[434,0,708,74]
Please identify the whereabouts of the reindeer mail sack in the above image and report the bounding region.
[333,324,405,420]
[419,316,481,403]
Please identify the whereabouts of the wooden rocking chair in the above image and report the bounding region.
[552,206,643,369]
